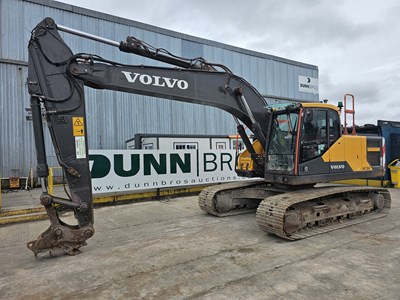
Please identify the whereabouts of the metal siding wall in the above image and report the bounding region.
[0,0,318,177]
[0,0,25,62]
[0,64,33,177]
[202,44,320,101]
[181,40,204,58]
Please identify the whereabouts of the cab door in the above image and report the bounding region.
[298,108,339,175]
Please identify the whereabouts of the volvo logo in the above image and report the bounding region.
[121,71,189,90]
[330,164,345,170]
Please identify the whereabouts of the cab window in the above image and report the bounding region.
[267,112,299,173]
[300,109,328,163]
[328,109,340,144]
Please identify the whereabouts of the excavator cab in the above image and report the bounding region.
[266,103,342,178]
[238,102,385,186]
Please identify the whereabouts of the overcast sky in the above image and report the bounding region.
[60,0,399,125]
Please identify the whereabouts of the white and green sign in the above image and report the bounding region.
[89,149,248,195]
[298,75,319,94]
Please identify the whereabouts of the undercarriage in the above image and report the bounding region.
[198,181,391,240]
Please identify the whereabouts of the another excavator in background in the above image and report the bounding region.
[26,18,390,256]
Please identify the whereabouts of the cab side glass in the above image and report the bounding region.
[300,109,328,163]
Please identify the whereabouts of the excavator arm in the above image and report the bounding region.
[26,18,271,255]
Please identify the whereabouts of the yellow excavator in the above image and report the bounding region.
[26,18,390,256]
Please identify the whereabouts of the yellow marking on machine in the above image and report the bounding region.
[302,102,340,111]
[237,140,264,172]
[332,179,390,187]
[72,117,85,136]
[367,147,381,152]
[322,135,372,172]
[48,167,64,196]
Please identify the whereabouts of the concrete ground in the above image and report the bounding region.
[0,188,399,299]
[0,188,43,209]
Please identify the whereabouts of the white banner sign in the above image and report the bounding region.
[89,149,248,195]
[298,75,319,94]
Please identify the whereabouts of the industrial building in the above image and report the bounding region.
[0,0,319,179]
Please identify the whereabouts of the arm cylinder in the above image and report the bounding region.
[30,96,49,178]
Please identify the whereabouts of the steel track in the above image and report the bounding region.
[256,186,391,240]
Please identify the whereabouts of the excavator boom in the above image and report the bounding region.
[27,18,271,255]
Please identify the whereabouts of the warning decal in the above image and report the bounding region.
[72,117,85,136]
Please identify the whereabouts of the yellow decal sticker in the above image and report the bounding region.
[72,117,85,136]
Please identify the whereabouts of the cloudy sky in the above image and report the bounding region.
[60,0,399,125]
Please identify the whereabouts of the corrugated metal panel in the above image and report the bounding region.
[0,0,319,177]
[0,64,34,177]
[181,40,204,59]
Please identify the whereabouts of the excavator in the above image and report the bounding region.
[26,18,391,256]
